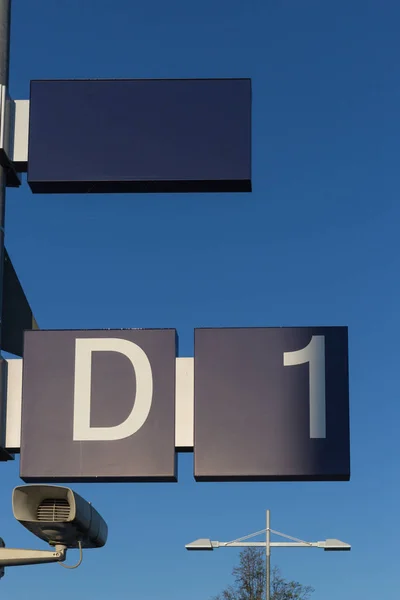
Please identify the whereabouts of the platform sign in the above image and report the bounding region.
[27,78,251,194]
[194,327,350,481]
[18,326,350,483]
[20,329,177,482]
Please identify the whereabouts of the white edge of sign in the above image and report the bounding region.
[12,99,29,167]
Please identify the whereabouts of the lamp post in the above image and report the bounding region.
[266,509,270,600]
[186,510,351,600]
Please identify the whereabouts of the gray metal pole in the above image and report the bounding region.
[266,510,271,600]
[0,0,11,304]
[0,0,11,457]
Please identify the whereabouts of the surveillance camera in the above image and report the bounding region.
[0,485,107,573]
[12,485,108,550]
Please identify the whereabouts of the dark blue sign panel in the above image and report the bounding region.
[0,360,13,461]
[2,248,38,357]
[194,327,350,481]
[20,329,177,482]
[27,79,251,194]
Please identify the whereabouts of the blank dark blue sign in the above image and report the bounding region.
[2,248,37,357]
[27,79,251,194]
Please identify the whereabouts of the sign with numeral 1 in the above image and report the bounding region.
[194,327,350,481]
[15,326,349,482]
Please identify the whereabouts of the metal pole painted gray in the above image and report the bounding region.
[266,510,271,600]
[0,0,11,448]
[0,0,11,259]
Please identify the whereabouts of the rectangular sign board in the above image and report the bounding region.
[0,360,13,461]
[20,329,178,482]
[194,327,350,481]
[27,78,251,194]
[2,248,38,357]
[17,326,350,483]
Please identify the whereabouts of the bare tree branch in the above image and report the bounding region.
[213,548,314,600]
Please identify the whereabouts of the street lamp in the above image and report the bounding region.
[186,510,350,600]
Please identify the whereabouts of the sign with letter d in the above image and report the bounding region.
[20,329,177,481]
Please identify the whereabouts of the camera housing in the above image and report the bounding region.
[12,485,108,549]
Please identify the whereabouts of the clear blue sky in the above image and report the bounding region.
[0,0,398,598]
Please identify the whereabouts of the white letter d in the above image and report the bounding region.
[73,338,153,441]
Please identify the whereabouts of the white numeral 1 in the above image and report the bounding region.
[283,336,326,439]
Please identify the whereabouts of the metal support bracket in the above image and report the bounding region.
[0,89,29,187]
[0,544,65,567]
